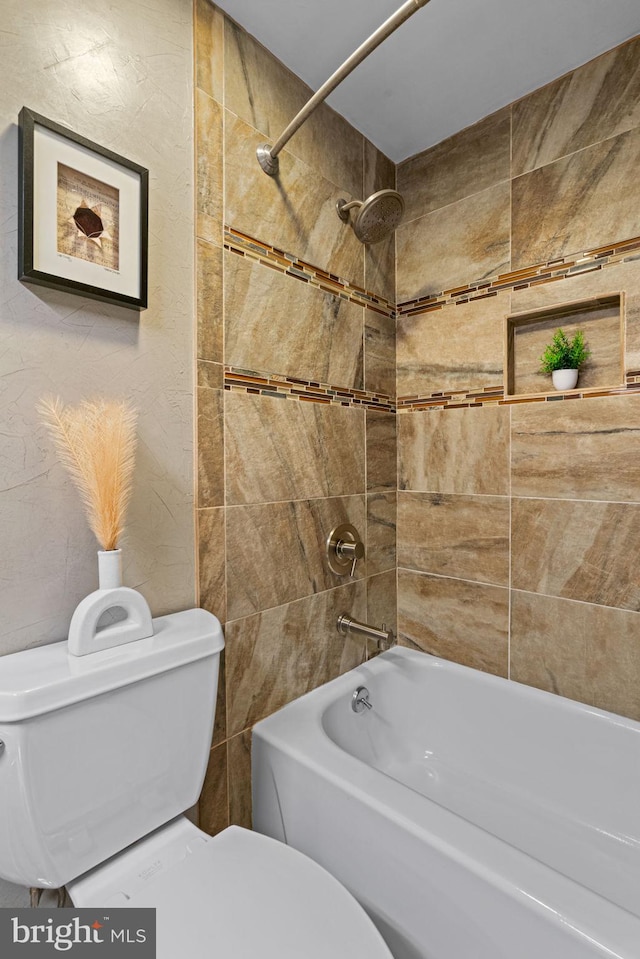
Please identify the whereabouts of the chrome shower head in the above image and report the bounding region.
[336,189,405,244]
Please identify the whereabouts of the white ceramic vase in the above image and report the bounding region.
[98,547,123,589]
[67,548,154,657]
[551,368,579,391]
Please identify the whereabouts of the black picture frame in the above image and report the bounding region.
[18,107,148,311]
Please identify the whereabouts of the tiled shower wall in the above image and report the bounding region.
[396,36,640,722]
[196,8,640,833]
[194,0,397,832]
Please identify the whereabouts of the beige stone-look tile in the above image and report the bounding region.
[212,649,227,747]
[224,18,363,197]
[367,569,397,644]
[197,386,224,508]
[225,581,366,736]
[197,360,223,390]
[226,495,366,621]
[398,405,510,496]
[225,392,365,505]
[512,498,640,611]
[364,310,395,396]
[364,139,396,304]
[399,107,511,223]
[397,292,509,395]
[196,514,225,752]
[510,300,623,396]
[365,137,395,198]
[203,663,225,758]
[397,570,508,677]
[224,250,364,387]
[512,127,640,270]
[225,112,364,287]
[511,393,640,501]
[365,242,395,310]
[197,238,223,363]
[198,742,228,836]
[510,591,640,721]
[511,260,638,315]
[196,89,223,245]
[195,0,224,103]
[228,729,252,829]
[366,410,397,492]
[396,182,511,302]
[198,506,226,625]
[367,492,396,577]
[397,491,509,586]
[512,37,640,177]
[510,258,640,373]
[196,508,227,746]
[624,270,640,371]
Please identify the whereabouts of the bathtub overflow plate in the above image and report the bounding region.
[352,686,372,713]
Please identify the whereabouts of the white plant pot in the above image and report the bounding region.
[552,368,579,391]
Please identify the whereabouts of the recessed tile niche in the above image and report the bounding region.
[505,294,624,397]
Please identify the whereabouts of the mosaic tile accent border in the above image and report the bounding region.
[224,227,395,318]
[396,235,640,318]
[398,373,640,413]
[224,226,640,414]
[397,235,640,412]
[224,367,395,412]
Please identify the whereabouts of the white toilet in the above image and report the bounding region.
[0,609,393,958]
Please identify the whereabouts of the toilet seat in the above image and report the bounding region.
[68,818,393,959]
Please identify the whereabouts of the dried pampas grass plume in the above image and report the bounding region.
[39,396,138,552]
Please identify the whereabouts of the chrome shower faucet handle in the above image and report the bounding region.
[326,523,364,577]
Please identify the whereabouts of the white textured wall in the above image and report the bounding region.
[0,0,196,657]
[0,0,195,904]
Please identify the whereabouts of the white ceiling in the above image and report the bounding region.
[214,0,640,163]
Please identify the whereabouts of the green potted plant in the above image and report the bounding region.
[539,328,590,391]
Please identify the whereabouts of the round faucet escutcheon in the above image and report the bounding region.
[352,686,372,713]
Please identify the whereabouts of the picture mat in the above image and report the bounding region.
[33,125,141,298]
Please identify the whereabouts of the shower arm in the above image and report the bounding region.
[257,0,431,176]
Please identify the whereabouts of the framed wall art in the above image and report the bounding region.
[18,107,148,311]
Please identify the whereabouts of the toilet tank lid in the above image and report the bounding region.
[0,608,224,722]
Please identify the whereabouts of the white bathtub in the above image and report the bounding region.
[252,647,640,959]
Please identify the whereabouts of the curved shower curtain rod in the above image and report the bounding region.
[257,0,431,176]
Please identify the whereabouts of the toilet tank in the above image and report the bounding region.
[0,608,224,889]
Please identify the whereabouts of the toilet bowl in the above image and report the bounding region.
[0,609,392,958]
